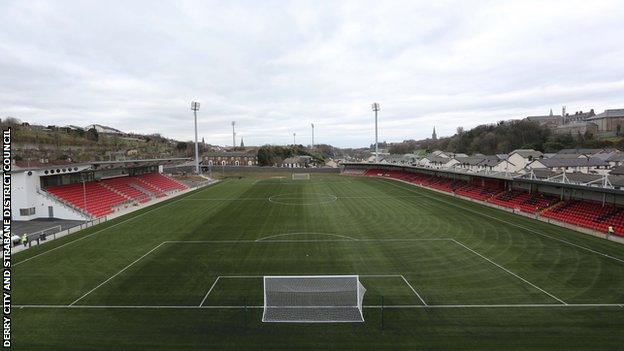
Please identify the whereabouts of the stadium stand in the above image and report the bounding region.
[542,201,624,236]
[488,190,559,213]
[45,173,188,217]
[138,172,187,192]
[362,168,623,236]
[101,177,150,203]
[46,182,126,217]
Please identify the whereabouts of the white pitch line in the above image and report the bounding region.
[379,178,624,265]
[400,275,428,306]
[255,232,358,242]
[164,238,453,244]
[364,303,624,309]
[198,276,221,307]
[13,303,624,309]
[69,242,166,306]
[180,195,428,202]
[452,239,567,305]
[13,183,221,267]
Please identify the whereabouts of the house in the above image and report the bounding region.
[430,150,452,158]
[607,153,624,167]
[64,125,85,131]
[454,156,487,172]
[281,156,312,168]
[325,159,339,168]
[507,149,543,171]
[420,155,458,169]
[556,148,615,156]
[203,151,258,166]
[562,110,595,124]
[491,159,518,173]
[554,122,598,135]
[609,165,624,176]
[85,124,123,134]
[586,109,624,134]
[380,154,419,165]
[527,157,610,174]
[526,110,563,128]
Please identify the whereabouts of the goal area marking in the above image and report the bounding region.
[197,274,427,316]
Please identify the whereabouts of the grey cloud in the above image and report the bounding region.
[1,0,623,147]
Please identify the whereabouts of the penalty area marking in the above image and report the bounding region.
[69,238,453,306]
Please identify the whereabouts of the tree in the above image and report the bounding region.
[176,142,188,151]
[85,128,99,142]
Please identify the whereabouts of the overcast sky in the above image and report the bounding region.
[1,0,623,147]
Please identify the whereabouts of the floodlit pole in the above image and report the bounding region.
[372,103,380,162]
[231,121,236,148]
[191,101,201,174]
[311,123,315,149]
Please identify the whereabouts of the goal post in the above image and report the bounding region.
[262,275,366,323]
[292,173,310,180]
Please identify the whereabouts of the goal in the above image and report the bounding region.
[292,173,310,180]
[262,275,366,323]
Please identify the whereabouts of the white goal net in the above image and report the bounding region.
[262,275,366,323]
[292,173,310,180]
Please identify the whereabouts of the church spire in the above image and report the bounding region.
[432,126,437,140]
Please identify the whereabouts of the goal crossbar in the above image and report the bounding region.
[292,173,310,180]
[262,275,366,323]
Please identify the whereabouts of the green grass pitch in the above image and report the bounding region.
[12,175,624,350]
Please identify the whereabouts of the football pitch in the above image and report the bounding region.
[12,175,624,350]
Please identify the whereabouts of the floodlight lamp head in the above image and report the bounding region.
[191,101,200,111]
[372,103,380,112]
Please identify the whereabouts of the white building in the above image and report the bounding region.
[507,149,543,172]
[85,124,123,134]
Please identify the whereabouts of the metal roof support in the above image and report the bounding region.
[581,174,613,189]
[545,172,570,184]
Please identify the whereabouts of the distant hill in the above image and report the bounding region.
[388,119,624,154]
[1,118,208,163]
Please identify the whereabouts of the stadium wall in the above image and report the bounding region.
[11,170,90,221]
